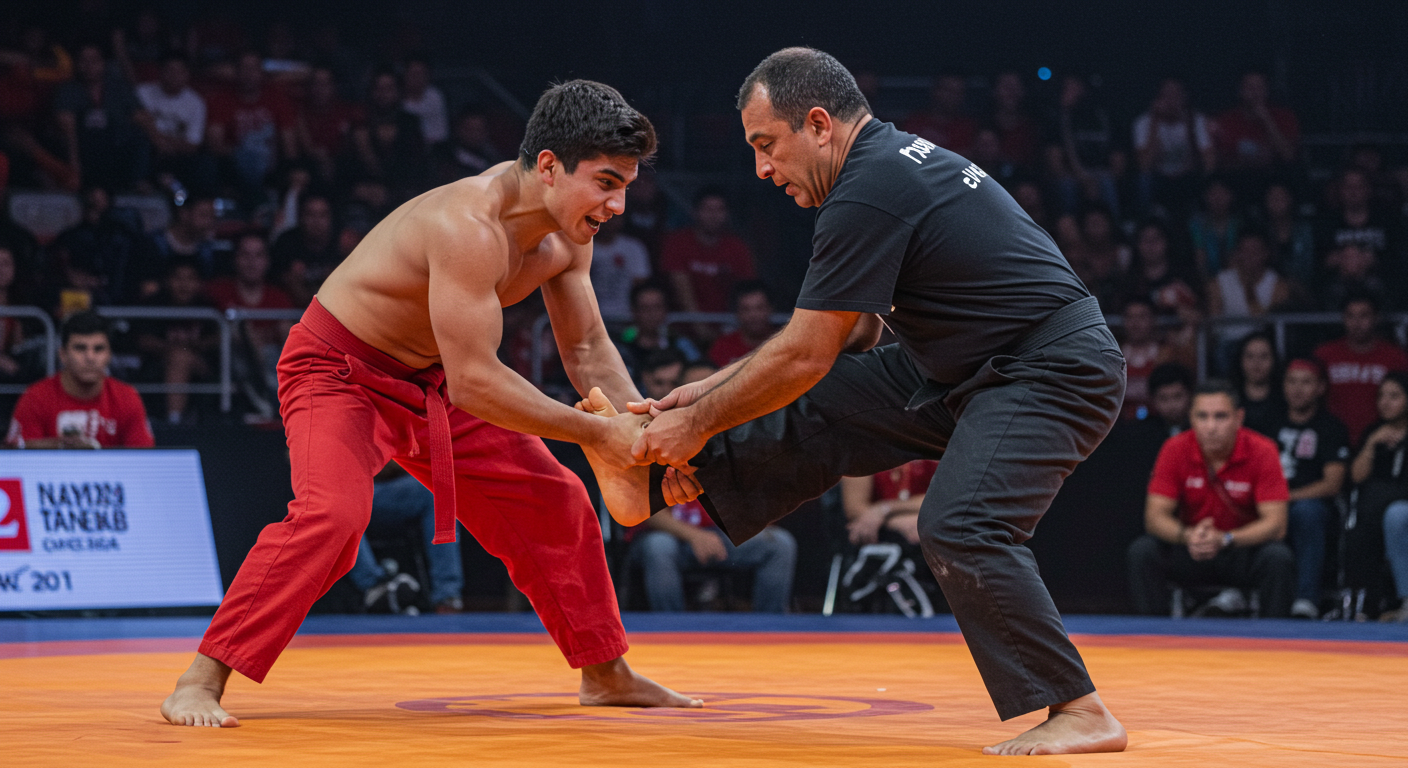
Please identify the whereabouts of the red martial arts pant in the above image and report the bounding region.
[200,298,628,682]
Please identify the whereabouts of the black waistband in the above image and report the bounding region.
[1012,296,1106,357]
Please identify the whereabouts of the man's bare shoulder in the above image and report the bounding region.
[402,178,509,259]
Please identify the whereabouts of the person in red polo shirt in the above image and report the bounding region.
[1127,380,1294,617]
[5,311,154,449]
[1315,293,1408,446]
[660,188,755,315]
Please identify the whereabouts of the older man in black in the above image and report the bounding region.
[629,48,1127,756]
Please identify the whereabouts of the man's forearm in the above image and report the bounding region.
[687,336,831,438]
[1229,513,1286,548]
[562,333,642,407]
[449,361,609,446]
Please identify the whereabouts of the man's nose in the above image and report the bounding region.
[607,190,625,214]
[755,153,772,180]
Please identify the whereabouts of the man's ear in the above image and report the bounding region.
[536,150,559,186]
[807,107,834,146]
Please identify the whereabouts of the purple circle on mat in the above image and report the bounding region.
[396,692,933,722]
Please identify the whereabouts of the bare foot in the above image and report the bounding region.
[578,388,653,526]
[579,656,703,708]
[161,653,240,727]
[982,691,1126,756]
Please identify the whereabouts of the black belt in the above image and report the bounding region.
[1011,296,1106,357]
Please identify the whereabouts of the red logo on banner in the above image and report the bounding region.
[0,479,30,552]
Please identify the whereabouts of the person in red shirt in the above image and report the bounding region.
[206,233,294,419]
[295,66,363,183]
[1127,381,1294,617]
[708,280,776,367]
[841,459,938,546]
[205,51,297,195]
[900,75,976,156]
[5,311,154,449]
[1314,293,1408,445]
[660,188,755,314]
[1212,72,1299,174]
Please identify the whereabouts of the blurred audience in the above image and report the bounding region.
[709,280,775,367]
[1344,372,1408,621]
[348,462,465,615]
[661,188,755,315]
[136,257,217,424]
[1231,330,1284,434]
[617,282,702,372]
[1314,294,1408,445]
[588,213,651,322]
[1134,78,1215,215]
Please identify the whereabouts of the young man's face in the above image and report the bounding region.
[1343,300,1376,344]
[632,288,667,331]
[742,88,828,209]
[1191,393,1243,458]
[542,153,635,245]
[1240,338,1274,386]
[1152,382,1191,428]
[167,266,202,304]
[736,291,773,337]
[1284,367,1324,412]
[694,196,729,235]
[60,332,111,387]
[641,362,683,401]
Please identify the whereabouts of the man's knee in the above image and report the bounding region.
[636,531,680,567]
[1254,541,1296,573]
[1288,498,1329,525]
[759,526,797,565]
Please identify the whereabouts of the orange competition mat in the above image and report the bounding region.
[2,615,1405,767]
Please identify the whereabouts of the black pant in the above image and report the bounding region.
[691,300,1125,720]
[1126,534,1296,617]
[1344,479,1408,610]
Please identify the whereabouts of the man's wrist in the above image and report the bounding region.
[1221,531,1235,549]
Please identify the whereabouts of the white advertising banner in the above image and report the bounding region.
[0,450,223,610]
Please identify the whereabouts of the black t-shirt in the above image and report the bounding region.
[1261,409,1350,491]
[797,119,1088,383]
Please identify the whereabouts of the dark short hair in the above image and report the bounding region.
[640,348,686,375]
[518,80,657,173]
[693,185,728,210]
[737,47,872,131]
[629,280,669,309]
[1342,290,1379,314]
[61,311,109,346]
[1194,379,1241,409]
[1148,362,1193,395]
[729,279,771,312]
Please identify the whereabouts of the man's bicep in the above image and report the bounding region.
[427,242,506,381]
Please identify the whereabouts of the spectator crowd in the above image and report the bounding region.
[1,8,1407,620]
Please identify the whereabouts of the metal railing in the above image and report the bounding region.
[8,305,1408,409]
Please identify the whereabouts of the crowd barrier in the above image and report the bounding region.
[5,306,1408,409]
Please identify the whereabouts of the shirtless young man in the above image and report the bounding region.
[161,80,695,728]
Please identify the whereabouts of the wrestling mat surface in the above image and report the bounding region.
[2,614,1404,767]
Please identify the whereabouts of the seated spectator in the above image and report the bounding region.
[53,42,145,191]
[1319,242,1390,312]
[709,280,776,367]
[51,186,147,305]
[1047,74,1119,217]
[616,282,702,372]
[841,460,937,547]
[295,66,363,184]
[622,169,667,255]
[1119,298,1178,421]
[1207,232,1297,358]
[1232,330,1284,435]
[134,53,209,189]
[1344,372,1408,621]
[347,462,465,614]
[1010,179,1051,233]
[206,51,297,200]
[400,56,447,146]
[351,68,427,199]
[1133,78,1215,215]
[637,348,686,403]
[1314,294,1408,445]
[588,213,651,322]
[206,233,293,418]
[1260,359,1350,619]
[988,71,1038,171]
[1122,220,1200,316]
[1188,176,1241,279]
[271,193,339,307]
[136,257,218,424]
[1316,168,1405,291]
[1144,363,1195,439]
[0,27,79,190]
[1128,381,1294,617]
[661,188,755,315]
[5,311,153,448]
[430,106,500,185]
[1074,204,1128,309]
[900,75,975,155]
[141,194,219,296]
[1212,72,1299,184]
[1261,181,1316,288]
[0,243,33,383]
